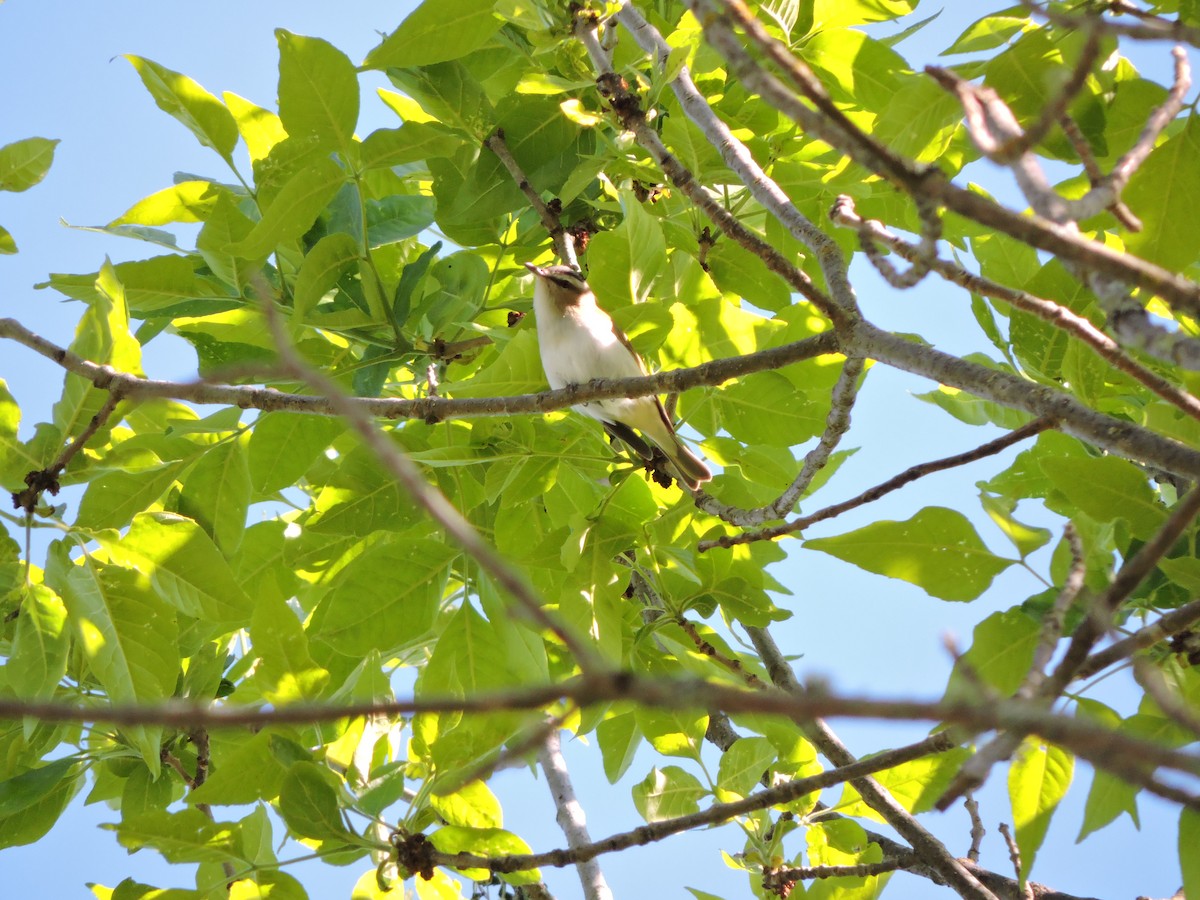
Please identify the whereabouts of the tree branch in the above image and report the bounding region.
[743,625,1001,900]
[539,727,613,900]
[1074,597,1200,681]
[831,196,1200,397]
[693,0,1200,319]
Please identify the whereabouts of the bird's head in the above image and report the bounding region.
[525,262,591,308]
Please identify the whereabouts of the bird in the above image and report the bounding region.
[525,261,712,490]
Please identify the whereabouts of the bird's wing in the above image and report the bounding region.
[606,320,678,436]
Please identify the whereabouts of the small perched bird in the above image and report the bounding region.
[526,262,712,490]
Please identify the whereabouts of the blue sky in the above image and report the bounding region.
[0,1,1189,898]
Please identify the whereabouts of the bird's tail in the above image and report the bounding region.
[665,439,712,491]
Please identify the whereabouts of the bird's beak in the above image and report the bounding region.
[525,262,548,278]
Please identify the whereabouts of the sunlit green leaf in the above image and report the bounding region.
[365,0,502,68]
[0,137,58,192]
[125,57,237,163]
[277,30,359,154]
[632,766,705,823]
[1009,739,1073,882]
[805,507,1016,601]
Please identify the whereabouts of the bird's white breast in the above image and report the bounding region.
[533,285,644,423]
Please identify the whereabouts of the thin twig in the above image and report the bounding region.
[700,417,1054,551]
[1043,485,1200,700]
[1059,113,1142,230]
[3,676,1199,779]
[612,2,860,316]
[674,617,766,688]
[573,10,849,329]
[1075,597,1200,680]
[1132,655,1200,736]
[693,0,1200,318]
[832,195,1200,393]
[999,822,1033,898]
[936,524,1086,808]
[994,26,1103,161]
[484,128,578,269]
[12,389,123,514]
[697,355,865,527]
[965,793,985,863]
[744,626,1001,900]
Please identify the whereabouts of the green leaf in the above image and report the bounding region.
[75,459,189,530]
[586,193,667,308]
[429,826,539,884]
[387,63,494,140]
[1075,698,1139,841]
[1040,455,1166,541]
[430,780,502,829]
[196,193,256,296]
[720,371,829,446]
[225,91,288,163]
[0,760,82,849]
[365,0,502,68]
[0,757,78,817]
[915,383,1033,429]
[115,809,247,864]
[125,57,238,163]
[247,412,343,493]
[0,223,15,254]
[705,240,791,313]
[813,0,917,28]
[360,123,460,171]
[416,250,491,339]
[249,593,330,703]
[1182,808,1200,900]
[980,493,1052,559]
[278,762,356,842]
[837,748,971,822]
[110,181,226,226]
[715,737,776,798]
[276,31,359,154]
[634,708,707,760]
[227,156,347,259]
[177,437,252,556]
[293,233,361,322]
[310,538,457,656]
[803,29,905,109]
[187,733,289,806]
[303,447,421,535]
[366,195,436,248]
[943,11,1032,55]
[0,379,24,488]
[597,712,642,784]
[59,560,178,770]
[0,137,58,192]
[393,241,443,329]
[1126,114,1200,270]
[804,507,1015,601]
[52,261,141,443]
[99,512,255,629]
[632,766,705,823]
[58,255,237,320]
[8,583,70,699]
[948,609,1041,697]
[1009,739,1073,882]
